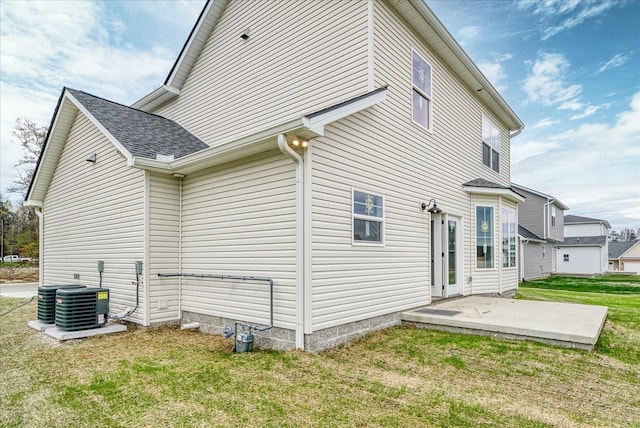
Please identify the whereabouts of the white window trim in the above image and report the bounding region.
[474,204,497,271]
[411,49,433,133]
[482,114,500,173]
[352,188,385,246]
[502,207,517,269]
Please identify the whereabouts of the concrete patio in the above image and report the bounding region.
[402,296,608,350]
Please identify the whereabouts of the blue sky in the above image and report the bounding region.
[1,0,638,232]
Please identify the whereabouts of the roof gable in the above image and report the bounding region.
[133,0,523,133]
[27,88,207,205]
[511,183,569,210]
[67,89,207,159]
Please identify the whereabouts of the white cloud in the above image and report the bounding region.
[458,26,480,42]
[532,118,560,129]
[0,0,203,199]
[598,53,630,74]
[511,140,558,164]
[517,0,616,40]
[570,104,607,120]
[541,1,615,40]
[524,53,582,110]
[512,93,640,230]
[477,53,513,92]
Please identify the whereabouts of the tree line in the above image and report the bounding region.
[1,118,46,262]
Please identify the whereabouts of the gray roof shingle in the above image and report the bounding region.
[561,236,607,246]
[67,88,208,159]
[609,241,635,258]
[518,225,544,241]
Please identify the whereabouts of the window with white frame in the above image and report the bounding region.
[353,190,384,244]
[476,206,494,268]
[563,254,570,262]
[502,208,516,268]
[482,115,500,173]
[551,205,556,227]
[542,245,546,259]
[412,50,432,130]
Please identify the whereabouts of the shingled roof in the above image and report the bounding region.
[518,225,544,241]
[561,236,607,246]
[67,89,208,159]
[564,214,611,228]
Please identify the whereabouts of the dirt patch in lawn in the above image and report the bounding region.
[0,266,38,283]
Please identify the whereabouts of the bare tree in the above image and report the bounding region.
[7,118,48,199]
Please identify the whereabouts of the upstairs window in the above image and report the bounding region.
[412,50,432,131]
[551,205,557,227]
[482,115,500,173]
[353,190,384,244]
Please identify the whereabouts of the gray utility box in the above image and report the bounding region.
[37,284,87,324]
[55,287,110,331]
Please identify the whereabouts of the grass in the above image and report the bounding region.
[1,275,639,427]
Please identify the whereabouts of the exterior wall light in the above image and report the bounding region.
[291,137,309,148]
[86,153,97,163]
[421,199,442,214]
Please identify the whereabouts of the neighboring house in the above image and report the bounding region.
[26,0,524,351]
[511,184,568,281]
[608,241,635,271]
[618,241,640,273]
[557,215,611,275]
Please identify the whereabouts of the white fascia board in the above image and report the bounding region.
[66,91,134,164]
[24,199,43,208]
[130,157,174,173]
[156,118,306,174]
[302,87,387,135]
[27,96,75,203]
[463,185,526,203]
[131,85,180,112]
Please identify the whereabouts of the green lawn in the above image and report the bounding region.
[1,275,639,427]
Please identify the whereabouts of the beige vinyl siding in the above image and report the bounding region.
[42,112,146,324]
[311,112,433,331]
[147,172,181,323]
[179,151,296,329]
[155,0,369,145]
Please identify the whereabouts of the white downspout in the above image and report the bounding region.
[35,207,44,284]
[278,134,305,349]
[178,175,183,317]
[542,199,554,240]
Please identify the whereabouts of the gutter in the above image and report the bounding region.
[277,134,305,350]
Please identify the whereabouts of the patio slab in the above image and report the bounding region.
[402,296,607,350]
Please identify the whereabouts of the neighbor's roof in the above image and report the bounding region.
[518,225,545,242]
[609,241,635,259]
[511,183,569,210]
[564,214,611,229]
[560,236,607,247]
[67,89,208,159]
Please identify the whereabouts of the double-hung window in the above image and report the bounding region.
[412,50,432,131]
[482,115,500,172]
[353,190,384,244]
[502,208,516,268]
[476,206,494,268]
[551,205,556,227]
